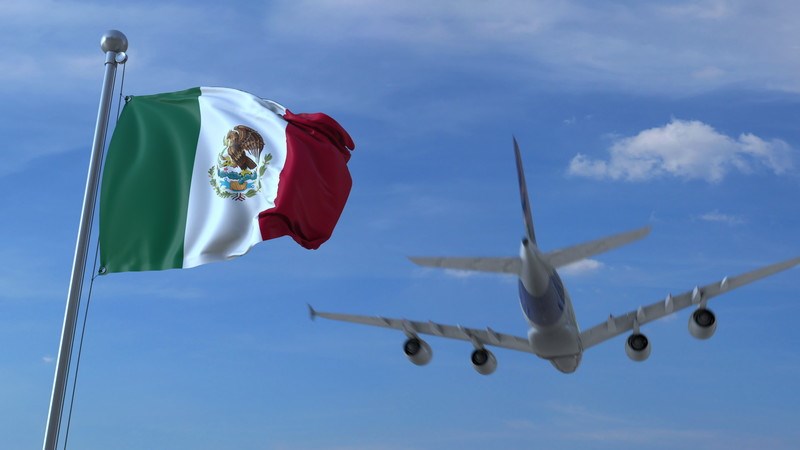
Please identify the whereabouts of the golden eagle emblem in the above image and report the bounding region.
[208,125,273,201]
[225,125,264,170]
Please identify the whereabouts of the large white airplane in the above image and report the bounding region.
[310,139,800,375]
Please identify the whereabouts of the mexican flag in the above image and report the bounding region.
[99,87,355,273]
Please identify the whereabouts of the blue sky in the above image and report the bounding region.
[2,1,799,449]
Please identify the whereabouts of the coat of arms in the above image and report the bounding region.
[208,125,272,201]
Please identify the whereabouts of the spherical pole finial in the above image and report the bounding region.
[100,30,128,53]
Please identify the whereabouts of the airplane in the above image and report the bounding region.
[309,139,800,375]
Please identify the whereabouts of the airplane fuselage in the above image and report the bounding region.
[518,239,582,373]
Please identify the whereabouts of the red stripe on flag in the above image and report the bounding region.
[258,110,355,249]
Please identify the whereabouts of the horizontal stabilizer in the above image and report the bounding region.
[408,256,521,275]
[543,226,651,269]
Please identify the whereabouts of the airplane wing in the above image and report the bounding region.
[408,257,521,275]
[543,226,651,269]
[309,306,534,353]
[580,256,800,350]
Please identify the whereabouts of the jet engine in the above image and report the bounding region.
[471,348,497,375]
[403,337,432,366]
[625,333,651,362]
[688,308,717,340]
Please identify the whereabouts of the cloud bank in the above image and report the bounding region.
[568,119,794,182]
[267,0,800,94]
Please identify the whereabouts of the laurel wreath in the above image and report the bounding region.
[208,153,272,200]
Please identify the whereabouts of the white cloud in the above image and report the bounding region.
[95,280,206,302]
[659,0,733,20]
[42,355,55,364]
[559,259,604,276]
[4,0,800,101]
[433,268,515,280]
[699,210,745,225]
[545,402,625,423]
[692,66,726,80]
[0,0,234,91]
[266,0,800,94]
[0,249,65,301]
[568,119,794,182]
[506,403,725,448]
[444,269,478,279]
[575,427,717,444]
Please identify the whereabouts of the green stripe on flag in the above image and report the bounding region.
[100,87,202,273]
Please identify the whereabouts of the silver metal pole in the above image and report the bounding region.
[43,30,128,450]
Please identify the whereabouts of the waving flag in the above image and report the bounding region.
[99,87,355,273]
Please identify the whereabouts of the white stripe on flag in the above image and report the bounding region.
[183,87,289,268]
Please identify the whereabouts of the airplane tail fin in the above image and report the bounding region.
[513,137,537,244]
[409,139,649,276]
[407,138,535,277]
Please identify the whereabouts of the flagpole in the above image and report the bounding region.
[43,30,128,450]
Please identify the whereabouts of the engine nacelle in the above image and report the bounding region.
[403,337,432,366]
[625,333,651,362]
[471,348,497,375]
[689,308,717,340]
